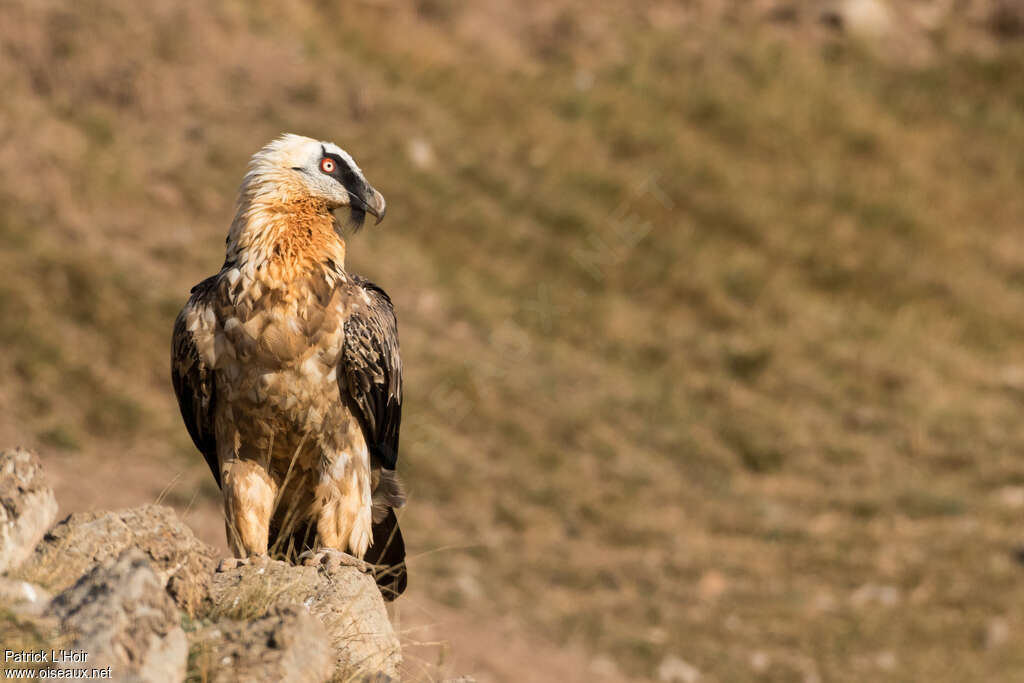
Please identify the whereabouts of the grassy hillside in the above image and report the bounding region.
[3,1,1024,680]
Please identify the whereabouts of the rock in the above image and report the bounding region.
[19,504,216,615]
[407,137,435,170]
[658,655,701,683]
[0,452,399,681]
[0,609,60,676]
[696,569,728,601]
[0,448,59,574]
[997,486,1024,509]
[875,650,897,671]
[821,0,893,38]
[208,559,400,678]
[0,576,52,616]
[190,607,334,683]
[985,616,1010,649]
[47,549,187,683]
[849,583,901,607]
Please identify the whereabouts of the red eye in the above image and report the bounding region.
[320,158,336,173]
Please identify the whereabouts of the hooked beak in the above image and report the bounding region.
[364,186,386,225]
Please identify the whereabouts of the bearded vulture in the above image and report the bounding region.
[171,134,407,599]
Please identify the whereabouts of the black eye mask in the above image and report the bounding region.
[320,145,373,230]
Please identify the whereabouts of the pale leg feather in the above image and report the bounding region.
[222,459,277,557]
[313,467,372,558]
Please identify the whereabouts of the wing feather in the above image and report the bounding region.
[339,276,402,470]
[338,275,406,599]
[171,276,220,488]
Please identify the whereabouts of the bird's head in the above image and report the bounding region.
[242,133,386,229]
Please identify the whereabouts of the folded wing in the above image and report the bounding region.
[338,276,407,599]
[171,276,220,488]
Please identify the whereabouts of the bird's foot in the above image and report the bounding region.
[299,548,371,574]
[216,555,269,572]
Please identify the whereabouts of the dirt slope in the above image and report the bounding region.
[3,1,1024,680]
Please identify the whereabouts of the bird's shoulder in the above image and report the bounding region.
[343,274,397,323]
[173,274,217,343]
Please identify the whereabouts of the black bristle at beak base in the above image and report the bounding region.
[348,206,367,231]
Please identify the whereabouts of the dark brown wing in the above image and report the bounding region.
[339,275,406,599]
[171,276,220,488]
[339,276,402,470]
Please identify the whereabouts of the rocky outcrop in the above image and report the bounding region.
[47,549,188,683]
[209,559,402,678]
[0,448,58,574]
[0,448,404,682]
[19,504,217,615]
[189,607,334,683]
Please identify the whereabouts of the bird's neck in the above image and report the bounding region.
[226,194,347,278]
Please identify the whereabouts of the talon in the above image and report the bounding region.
[298,548,370,573]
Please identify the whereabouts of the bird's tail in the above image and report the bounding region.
[366,507,407,601]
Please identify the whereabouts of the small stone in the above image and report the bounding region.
[875,650,897,671]
[811,590,838,613]
[0,448,59,574]
[809,513,840,536]
[821,0,893,37]
[658,654,701,683]
[455,572,483,601]
[647,627,669,644]
[750,650,770,672]
[407,138,435,170]
[998,486,1024,509]
[573,69,595,92]
[850,583,901,607]
[697,570,728,601]
[985,617,1010,649]
[999,364,1024,390]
